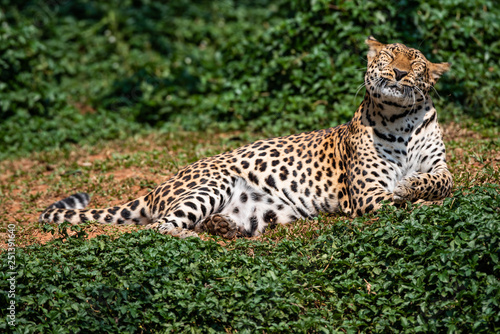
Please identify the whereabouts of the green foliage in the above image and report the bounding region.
[0,8,142,158]
[41,221,91,241]
[216,0,500,132]
[1,0,499,158]
[1,185,499,332]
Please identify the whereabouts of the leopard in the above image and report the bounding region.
[39,37,453,239]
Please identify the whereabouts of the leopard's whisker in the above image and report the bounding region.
[354,81,367,101]
[430,85,441,99]
[374,78,384,97]
[414,85,426,103]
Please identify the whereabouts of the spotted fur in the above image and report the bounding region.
[39,37,453,238]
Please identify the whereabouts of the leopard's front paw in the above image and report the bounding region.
[393,182,413,203]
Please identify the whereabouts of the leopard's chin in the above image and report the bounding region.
[378,81,414,103]
[381,85,405,98]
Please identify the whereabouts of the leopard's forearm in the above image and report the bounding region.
[394,168,453,203]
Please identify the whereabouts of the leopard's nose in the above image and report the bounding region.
[393,68,408,81]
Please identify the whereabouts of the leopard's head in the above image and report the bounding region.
[364,36,450,104]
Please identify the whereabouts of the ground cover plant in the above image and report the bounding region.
[1,184,500,333]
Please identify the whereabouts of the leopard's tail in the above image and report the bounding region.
[39,193,152,225]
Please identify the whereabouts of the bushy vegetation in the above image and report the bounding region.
[1,0,499,159]
[1,185,499,332]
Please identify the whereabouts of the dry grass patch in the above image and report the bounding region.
[443,122,500,186]
[0,131,251,248]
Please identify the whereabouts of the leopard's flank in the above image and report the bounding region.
[40,37,453,239]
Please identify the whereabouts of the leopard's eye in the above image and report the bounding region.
[411,60,426,67]
[411,61,427,74]
[380,50,394,59]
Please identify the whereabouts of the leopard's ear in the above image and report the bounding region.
[429,62,451,82]
[365,36,385,66]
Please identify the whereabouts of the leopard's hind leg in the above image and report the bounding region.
[197,178,297,238]
[149,178,297,239]
[145,181,230,238]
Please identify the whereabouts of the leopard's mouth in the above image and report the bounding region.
[378,79,412,99]
[386,82,404,92]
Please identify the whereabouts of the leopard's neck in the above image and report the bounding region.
[355,92,437,137]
